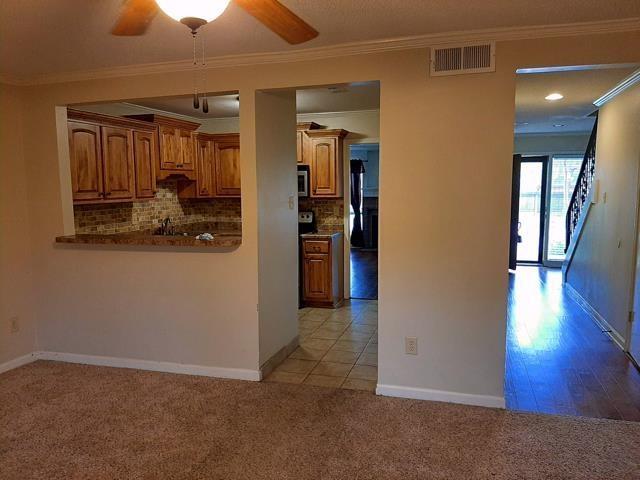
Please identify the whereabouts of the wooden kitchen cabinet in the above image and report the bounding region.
[126,114,200,181]
[296,122,322,164]
[195,135,215,197]
[67,110,158,204]
[301,234,344,308]
[177,133,240,199]
[68,121,103,202]
[101,126,135,200]
[132,130,157,199]
[306,129,348,198]
[214,135,241,197]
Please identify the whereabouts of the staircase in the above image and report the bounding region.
[565,115,598,253]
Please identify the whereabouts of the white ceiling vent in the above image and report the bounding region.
[430,42,495,76]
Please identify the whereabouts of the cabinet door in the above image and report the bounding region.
[311,137,337,197]
[132,130,157,199]
[101,126,135,200]
[196,137,214,197]
[159,126,177,170]
[303,253,332,301]
[215,140,241,196]
[178,130,195,171]
[296,131,304,164]
[68,121,103,202]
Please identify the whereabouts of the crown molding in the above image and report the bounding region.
[593,67,640,106]
[2,17,639,87]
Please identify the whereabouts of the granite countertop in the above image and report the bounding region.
[300,231,343,239]
[56,222,242,249]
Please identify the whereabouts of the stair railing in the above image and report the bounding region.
[566,114,598,252]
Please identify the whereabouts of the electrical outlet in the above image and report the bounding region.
[9,317,20,334]
[405,336,418,355]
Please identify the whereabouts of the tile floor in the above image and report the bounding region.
[265,299,378,392]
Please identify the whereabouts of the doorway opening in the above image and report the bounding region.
[264,82,380,392]
[505,65,640,420]
[349,143,379,300]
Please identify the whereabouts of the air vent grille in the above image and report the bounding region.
[431,42,495,76]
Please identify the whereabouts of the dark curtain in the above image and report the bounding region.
[350,159,365,248]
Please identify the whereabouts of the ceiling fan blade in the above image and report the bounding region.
[234,0,318,44]
[111,0,159,36]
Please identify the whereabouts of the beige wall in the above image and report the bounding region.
[2,30,638,404]
[254,90,299,365]
[567,83,640,342]
[0,84,37,365]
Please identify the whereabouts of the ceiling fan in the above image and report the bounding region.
[111,0,319,44]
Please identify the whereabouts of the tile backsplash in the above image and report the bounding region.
[299,197,344,232]
[74,180,242,234]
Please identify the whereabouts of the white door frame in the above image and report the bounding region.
[343,137,380,299]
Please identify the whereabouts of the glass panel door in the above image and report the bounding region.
[517,158,547,263]
[545,156,583,263]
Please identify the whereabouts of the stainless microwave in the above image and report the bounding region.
[297,165,309,197]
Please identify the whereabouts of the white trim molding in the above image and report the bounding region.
[34,351,262,381]
[2,18,639,86]
[376,384,506,409]
[565,283,626,350]
[0,353,38,375]
[594,68,640,106]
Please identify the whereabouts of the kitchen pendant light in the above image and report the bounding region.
[156,0,231,32]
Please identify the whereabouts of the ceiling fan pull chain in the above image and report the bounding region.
[192,32,199,110]
[201,33,209,113]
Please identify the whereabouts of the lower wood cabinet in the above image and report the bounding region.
[67,110,158,204]
[301,234,344,308]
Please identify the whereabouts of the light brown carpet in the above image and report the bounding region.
[1,361,639,480]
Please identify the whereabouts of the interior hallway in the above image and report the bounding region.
[506,266,640,420]
[265,300,377,391]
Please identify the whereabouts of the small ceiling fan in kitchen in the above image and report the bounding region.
[111,0,319,112]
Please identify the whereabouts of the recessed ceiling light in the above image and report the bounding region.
[545,93,564,101]
[553,124,566,128]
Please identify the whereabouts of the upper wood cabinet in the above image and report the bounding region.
[101,126,135,201]
[296,122,322,164]
[68,121,103,202]
[195,136,215,197]
[67,110,158,205]
[126,114,200,181]
[132,130,157,199]
[215,135,241,197]
[307,129,348,198]
[177,133,241,199]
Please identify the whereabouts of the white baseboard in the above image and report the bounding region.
[34,351,261,381]
[0,352,38,375]
[565,283,626,350]
[376,384,506,409]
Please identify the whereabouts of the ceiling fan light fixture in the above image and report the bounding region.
[155,0,231,30]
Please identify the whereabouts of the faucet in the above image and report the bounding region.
[158,217,174,235]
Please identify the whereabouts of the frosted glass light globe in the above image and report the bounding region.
[156,0,231,24]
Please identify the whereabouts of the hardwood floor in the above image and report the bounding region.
[506,266,640,421]
[350,249,378,300]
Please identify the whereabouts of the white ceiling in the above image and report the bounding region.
[515,67,636,134]
[2,0,639,80]
[76,81,380,118]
